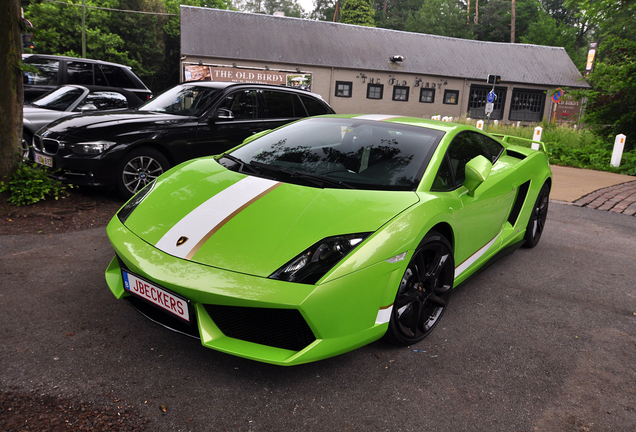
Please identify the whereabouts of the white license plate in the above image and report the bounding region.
[34,152,53,168]
[122,270,190,322]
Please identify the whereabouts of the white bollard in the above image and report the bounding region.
[493,120,499,126]
[476,120,484,130]
[532,126,543,150]
[610,134,627,167]
[442,116,450,122]
[432,115,441,121]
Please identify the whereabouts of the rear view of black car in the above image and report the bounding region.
[32,82,335,198]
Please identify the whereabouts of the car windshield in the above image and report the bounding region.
[225,117,445,191]
[138,85,220,116]
[31,86,84,111]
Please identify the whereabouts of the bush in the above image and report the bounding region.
[476,121,636,176]
[0,163,70,206]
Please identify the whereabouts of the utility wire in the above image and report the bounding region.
[43,0,178,16]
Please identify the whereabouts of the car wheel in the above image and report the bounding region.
[384,231,454,346]
[22,132,32,161]
[116,147,169,199]
[523,182,550,248]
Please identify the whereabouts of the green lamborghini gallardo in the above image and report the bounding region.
[105,115,552,365]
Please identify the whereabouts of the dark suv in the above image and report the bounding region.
[32,81,335,198]
[23,54,152,103]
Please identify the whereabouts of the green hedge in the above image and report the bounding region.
[483,122,636,176]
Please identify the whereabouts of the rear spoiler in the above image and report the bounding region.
[490,134,547,153]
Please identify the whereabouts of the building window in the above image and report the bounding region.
[509,89,546,122]
[393,86,409,101]
[443,90,459,105]
[367,83,383,100]
[467,85,506,120]
[335,81,352,97]
[419,88,435,103]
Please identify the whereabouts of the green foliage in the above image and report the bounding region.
[481,122,636,176]
[24,0,227,93]
[583,37,636,150]
[0,163,70,206]
[340,0,375,26]
[405,0,473,39]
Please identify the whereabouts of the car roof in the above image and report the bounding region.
[22,53,133,70]
[179,81,328,99]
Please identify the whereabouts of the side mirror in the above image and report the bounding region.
[79,103,98,112]
[463,155,492,196]
[215,108,234,120]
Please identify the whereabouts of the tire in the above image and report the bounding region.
[383,231,454,346]
[523,182,550,248]
[116,147,169,200]
[22,131,32,161]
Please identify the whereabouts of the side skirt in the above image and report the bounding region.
[454,238,525,289]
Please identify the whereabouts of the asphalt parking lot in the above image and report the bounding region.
[2,202,636,431]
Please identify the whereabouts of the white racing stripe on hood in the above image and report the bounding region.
[155,176,280,260]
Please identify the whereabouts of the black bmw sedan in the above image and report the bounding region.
[32,81,334,198]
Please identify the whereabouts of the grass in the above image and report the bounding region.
[472,120,636,176]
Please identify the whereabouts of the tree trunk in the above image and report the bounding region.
[0,0,23,180]
[511,0,516,43]
[474,0,478,24]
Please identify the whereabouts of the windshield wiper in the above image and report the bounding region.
[219,154,261,175]
[250,161,354,189]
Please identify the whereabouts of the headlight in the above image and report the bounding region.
[269,233,371,284]
[117,180,156,224]
[67,140,117,155]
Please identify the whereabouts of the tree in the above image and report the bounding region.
[405,0,473,39]
[0,0,23,180]
[340,0,375,26]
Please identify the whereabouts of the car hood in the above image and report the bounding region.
[122,158,419,277]
[23,106,69,127]
[38,110,188,140]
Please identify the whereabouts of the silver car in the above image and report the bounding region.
[23,84,143,159]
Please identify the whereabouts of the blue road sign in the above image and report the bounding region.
[487,91,496,103]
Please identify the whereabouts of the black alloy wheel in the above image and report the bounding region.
[116,147,169,199]
[384,231,454,345]
[523,182,550,248]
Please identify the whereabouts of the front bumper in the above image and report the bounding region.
[105,217,404,366]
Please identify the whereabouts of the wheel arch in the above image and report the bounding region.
[118,141,176,168]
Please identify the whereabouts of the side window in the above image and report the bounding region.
[475,134,504,163]
[432,155,455,191]
[299,95,331,116]
[218,90,258,120]
[99,64,136,88]
[23,58,59,85]
[446,132,488,186]
[262,91,295,118]
[82,91,128,110]
[67,61,94,85]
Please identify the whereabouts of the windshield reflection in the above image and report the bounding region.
[227,118,445,191]
[31,86,84,111]
[138,85,220,116]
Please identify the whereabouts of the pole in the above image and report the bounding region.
[81,0,86,58]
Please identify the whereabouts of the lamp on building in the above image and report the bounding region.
[390,55,405,63]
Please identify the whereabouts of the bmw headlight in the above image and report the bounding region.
[68,140,117,155]
[270,233,371,284]
[117,180,156,224]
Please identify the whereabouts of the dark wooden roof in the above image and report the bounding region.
[181,6,589,88]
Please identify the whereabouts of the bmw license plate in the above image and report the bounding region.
[34,152,53,168]
[122,270,190,322]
